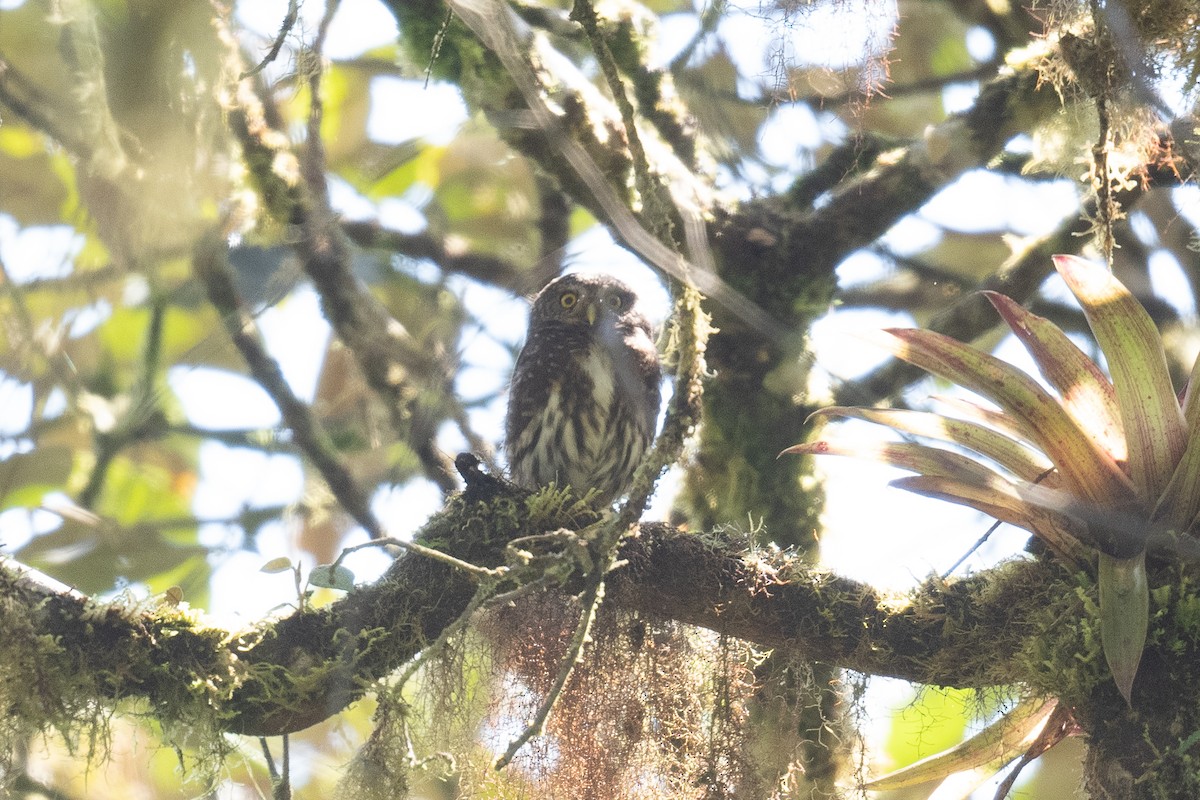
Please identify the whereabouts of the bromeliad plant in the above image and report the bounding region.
[791,255,1194,695]
[786,255,1200,785]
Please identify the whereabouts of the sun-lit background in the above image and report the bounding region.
[2,0,1199,795]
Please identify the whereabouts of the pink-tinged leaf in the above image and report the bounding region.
[984,291,1126,463]
[891,475,1090,565]
[808,406,1053,482]
[1160,353,1200,529]
[865,328,1138,511]
[1054,254,1187,501]
[782,440,1002,486]
[864,696,1057,791]
[1098,551,1148,705]
[1181,351,1200,431]
[931,396,1053,471]
[1153,433,1200,530]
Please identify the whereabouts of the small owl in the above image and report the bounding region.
[505,273,661,504]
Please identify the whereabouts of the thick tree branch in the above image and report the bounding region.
[0,470,1091,739]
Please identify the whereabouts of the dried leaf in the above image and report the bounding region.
[865,695,1056,791]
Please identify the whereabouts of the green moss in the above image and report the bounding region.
[384,0,508,99]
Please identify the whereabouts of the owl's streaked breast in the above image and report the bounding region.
[504,273,661,504]
[510,339,653,502]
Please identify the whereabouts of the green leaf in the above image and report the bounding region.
[260,557,294,574]
[17,517,206,594]
[309,563,356,592]
[1098,551,1148,705]
[984,291,1125,462]
[0,447,74,509]
[808,406,1053,481]
[867,695,1057,791]
[866,328,1138,511]
[0,126,71,226]
[1053,255,1186,502]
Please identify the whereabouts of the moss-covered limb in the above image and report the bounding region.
[0,475,1095,741]
[610,526,1071,688]
[681,197,834,541]
[227,474,602,736]
[0,556,234,740]
[718,63,1058,303]
[248,505,1036,729]
[13,466,1196,751]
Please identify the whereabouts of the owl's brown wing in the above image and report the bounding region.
[504,327,569,453]
[616,316,662,437]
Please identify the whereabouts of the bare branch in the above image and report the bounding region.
[193,233,387,540]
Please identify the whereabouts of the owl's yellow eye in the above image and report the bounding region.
[560,291,578,309]
[610,295,624,309]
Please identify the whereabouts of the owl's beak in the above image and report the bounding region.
[586,303,598,326]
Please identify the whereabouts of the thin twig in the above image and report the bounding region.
[494,573,605,769]
[0,58,91,157]
[572,0,672,240]
[332,536,501,580]
[290,1,460,493]
[424,9,454,89]
[667,0,725,72]
[1089,0,1117,264]
[241,0,300,80]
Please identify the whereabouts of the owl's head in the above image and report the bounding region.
[528,273,643,331]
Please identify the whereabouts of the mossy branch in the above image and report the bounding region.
[0,466,1112,740]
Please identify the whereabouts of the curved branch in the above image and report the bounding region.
[0,467,1078,739]
[226,62,461,494]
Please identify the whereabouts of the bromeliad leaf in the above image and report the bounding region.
[1053,255,1186,501]
[931,395,1043,452]
[984,291,1125,463]
[1098,551,1149,705]
[864,328,1138,511]
[808,406,1053,482]
[891,474,1089,565]
[1157,351,1200,529]
[781,440,1003,486]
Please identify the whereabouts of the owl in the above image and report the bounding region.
[505,273,661,505]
